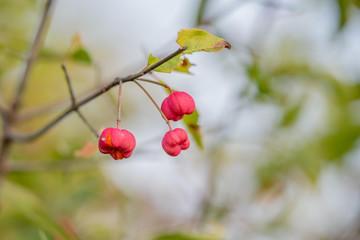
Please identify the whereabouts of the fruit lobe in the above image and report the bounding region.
[161,91,195,121]
[98,128,136,160]
[162,128,190,156]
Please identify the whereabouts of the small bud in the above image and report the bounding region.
[162,128,190,156]
[161,91,195,121]
[98,128,136,160]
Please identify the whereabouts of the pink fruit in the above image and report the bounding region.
[161,91,195,121]
[162,128,190,156]
[98,128,136,160]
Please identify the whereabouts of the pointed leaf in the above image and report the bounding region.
[68,33,83,52]
[71,48,92,64]
[176,28,231,54]
[68,33,92,64]
[183,109,203,149]
[280,103,302,127]
[147,53,182,73]
[173,57,194,74]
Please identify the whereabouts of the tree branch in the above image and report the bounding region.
[61,64,99,138]
[0,0,56,187]
[11,0,56,114]
[9,46,186,142]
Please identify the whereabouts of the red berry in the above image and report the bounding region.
[161,91,195,121]
[98,128,136,160]
[162,128,190,156]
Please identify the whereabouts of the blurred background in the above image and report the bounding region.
[1,0,360,239]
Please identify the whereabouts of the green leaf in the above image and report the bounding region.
[257,157,290,190]
[176,28,231,54]
[320,123,360,161]
[154,233,220,240]
[183,109,203,149]
[147,53,182,73]
[336,0,349,31]
[173,57,193,74]
[71,48,92,64]
[2,181,77,240]
[147,29,230,73]
[38,230,50,240]
[295,147,322,182]
[280,104,302,127]
[352,0,360,7]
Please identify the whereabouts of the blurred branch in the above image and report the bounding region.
[0,0,56,186]
[11,0,56,114]
[9,46,187,142]
[61,64,99,138]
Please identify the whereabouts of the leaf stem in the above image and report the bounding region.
[133,80,172,131]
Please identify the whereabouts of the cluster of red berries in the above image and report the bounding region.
[98,91,195,160]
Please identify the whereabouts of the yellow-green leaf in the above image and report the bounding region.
[147,53,182,73]
[154,233,220,240]
[176,28,231,54]
[2,181,77,240]
[71,48,92,64]
[183,109,203,149]
[173,57,194,74]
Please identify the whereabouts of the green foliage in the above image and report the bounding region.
[173,57,193,73]
[148,54,181,73]
[154,233,221,240]
[148,29,230,73]
[176,29,231,54]
[71,48,92,64]
[335,0,360,31]
[183,109,203,149]
[0,181,78,240]
[2,0,360,239]
[280,103,302,127]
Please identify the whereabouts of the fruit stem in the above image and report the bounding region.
[136,78,173,93]
[133,80,172,131]
[117,80,122,128]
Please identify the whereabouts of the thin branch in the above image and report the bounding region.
[61,64,76,106]
[77,112,99,138]
[9,46,186,142]
[133,80,172,131]
[136,78,173,93]
[0,0,56,188]
[11,0,56,113]
[61,64,99,138]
